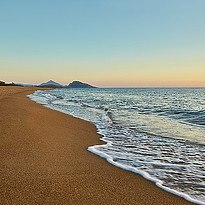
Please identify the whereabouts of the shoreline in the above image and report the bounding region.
[0,86,194,204]
[30,88,204,205]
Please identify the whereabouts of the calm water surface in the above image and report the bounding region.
[29,88,205,204]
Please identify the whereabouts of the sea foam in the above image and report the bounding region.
[28,88,205,204]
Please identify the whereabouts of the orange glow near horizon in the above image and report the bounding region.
[1,59,205,87]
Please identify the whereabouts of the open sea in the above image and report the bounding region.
[29,88,205,204]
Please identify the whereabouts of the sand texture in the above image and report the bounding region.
[0,86,194,204]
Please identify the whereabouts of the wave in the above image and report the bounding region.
[28,88,205,204]
[88,144,205,205]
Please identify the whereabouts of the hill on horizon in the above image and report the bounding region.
[0,80,18,86]
[38,80,63,88]
[38,80,97,88]
[66,81,97,88]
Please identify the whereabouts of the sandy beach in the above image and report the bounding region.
[0,86,194,204]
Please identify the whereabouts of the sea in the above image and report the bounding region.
[29,88,205,204]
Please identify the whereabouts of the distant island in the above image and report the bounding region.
[38,80,97,88]
[39,80,63,88]
[67,81,96,88]
[39,80,97,88]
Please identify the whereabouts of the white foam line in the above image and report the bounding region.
[88,144,205,205]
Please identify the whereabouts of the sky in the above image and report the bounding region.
[0,0,205,87]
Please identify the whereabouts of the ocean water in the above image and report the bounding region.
[29,88,205,204]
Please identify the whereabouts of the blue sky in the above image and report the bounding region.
[1,0,205,87]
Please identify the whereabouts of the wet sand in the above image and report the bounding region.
[0,86,194,204]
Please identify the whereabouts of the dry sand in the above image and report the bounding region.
[0,86,194,204]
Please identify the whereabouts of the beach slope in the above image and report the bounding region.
[0,87,194,204]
